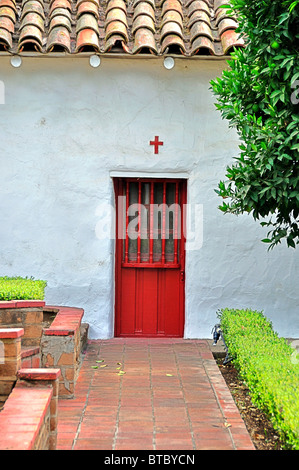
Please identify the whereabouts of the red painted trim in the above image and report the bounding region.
[0,328,24,338]
[43,306,84,336]
[21,346,40,359]
[15,301,45,308]
[122,263,180,268]
[0,300,45,309]
[123,177,181,183]
[43,328,75,336]
[17,368,61,380]
[114,178,123,337]
[120,179,184,267]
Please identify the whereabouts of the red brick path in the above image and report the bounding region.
[57,338,255,450]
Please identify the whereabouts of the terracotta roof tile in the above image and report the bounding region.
[0,0,16,50]
[77,11,99,32]
[0,15,15,33]
[132,26,157,54]
[47,25,71,51]
[162,0,183,18]
[161,33,185,54]
[133,2,155,20]
[132,14,155,34]
[0,6,17,23]
[0,27,12,48]
[18,25,43,51]
[77,1,99,18]
[0,0,245,55]
[49,13,72,31]
[21,1,45,19]
[76,26,100,51]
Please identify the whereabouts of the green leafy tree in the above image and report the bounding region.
[211,0,299,248]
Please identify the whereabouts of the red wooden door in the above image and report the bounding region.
[114,178,186,337]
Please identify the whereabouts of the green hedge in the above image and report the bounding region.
[218,308,299,450]
[0,276,47,301]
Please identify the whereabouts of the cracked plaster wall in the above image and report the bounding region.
[0,56,298,339]
[40,334,75,392]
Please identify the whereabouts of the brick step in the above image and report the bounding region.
[21,345,41,368]
[0,385,53,450]
[0,368,61,450]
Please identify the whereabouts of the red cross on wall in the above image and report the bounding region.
[150,136,164,154]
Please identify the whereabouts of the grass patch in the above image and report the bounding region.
[218,308,299,450]
[0,276,47,301]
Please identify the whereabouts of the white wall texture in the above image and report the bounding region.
[0,56,297,339]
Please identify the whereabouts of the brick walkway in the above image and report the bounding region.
[57,338,255,450]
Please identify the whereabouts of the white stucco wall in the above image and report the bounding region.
[0,55,297,339]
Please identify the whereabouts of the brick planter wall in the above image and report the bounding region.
[0,302,87,450]
[41,306,85,398]
[0,301,87,399]
[21,346,41,368]
[0,368,61,450]
[0,328,23,407]
[0,301,45,346]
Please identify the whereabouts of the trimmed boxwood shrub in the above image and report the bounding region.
[218,308,299,450]
[0,276,47,301]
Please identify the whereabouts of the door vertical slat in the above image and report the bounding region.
[150,181,154,263]
[174,182,179,264]
[135,269,143,333]
[137,181,141,263]
[162,182,166,264]
[125,181,129,263]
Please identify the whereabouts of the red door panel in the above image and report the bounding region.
[114,178,186,337]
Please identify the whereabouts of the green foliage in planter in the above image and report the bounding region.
[210,0,299,249]
[218,308,299,449]
[0,276,47,301]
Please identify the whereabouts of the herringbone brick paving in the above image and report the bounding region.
[57,338,255,450]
